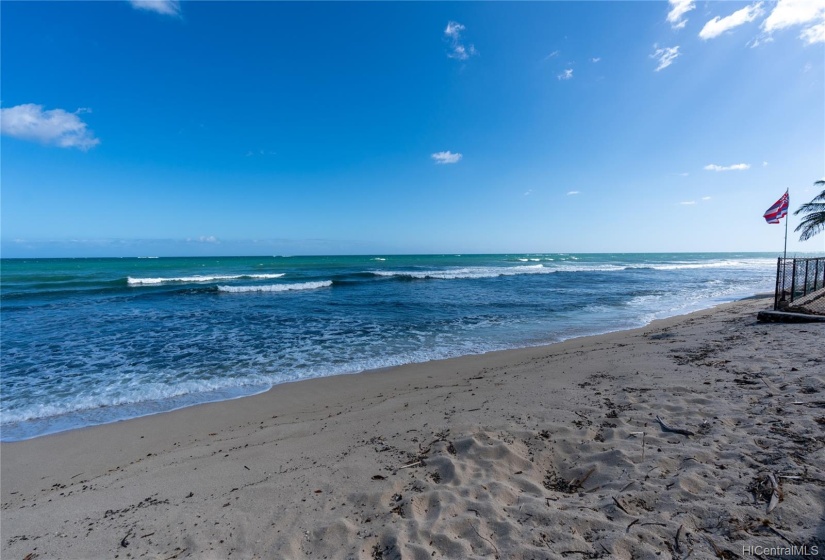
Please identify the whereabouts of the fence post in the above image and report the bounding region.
[774,257,782,310]
[803,260,810,297]
[790,259,797,303]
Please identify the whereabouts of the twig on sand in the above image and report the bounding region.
[398,460,424,469]
[163,549,188,560]
[767,473,782,513]
[762,522,794,546]
[675,524,683,554]
[704,535,723,558]
[469,521,499,559]
[626,518,640,532]
[120,530,132,548]
[656,416,695,437]
[612,496,630,515]
[569,467,596,491]
[619,481,636,493]
[629,431,646,459]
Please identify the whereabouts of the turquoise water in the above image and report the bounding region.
[1,253,780,440]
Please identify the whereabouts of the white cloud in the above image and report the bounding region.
[747,35,774,48]
[680,200,697,205]
[800,21,825,44]
[545,51,560,60]
[431,151,462,164]
[761,0,825,44]
[667,0,695,29]
[557,68,574,80]
[699,2,765,40]
[704,163,751,171]
[129,0,181,16]
[678,172,690,177]
[444,21,464,39]
[591,57,601,63]
[567,191,580,196]
[444,21,477,60]
[0,103,100,150]
[763,161,769,166]
[702,196,712,200]
[523,189,533,196]
[651,45,680,71]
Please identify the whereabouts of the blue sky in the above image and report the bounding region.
[1,0,823,257]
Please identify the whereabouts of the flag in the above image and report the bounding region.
[763,191,789,224]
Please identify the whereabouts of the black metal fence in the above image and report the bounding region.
[774,257,825,315]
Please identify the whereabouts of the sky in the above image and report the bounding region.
[1,0,824,257]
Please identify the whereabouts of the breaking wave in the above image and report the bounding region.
[217,281,333,293]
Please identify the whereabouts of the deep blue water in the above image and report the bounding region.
[1,253,781,440]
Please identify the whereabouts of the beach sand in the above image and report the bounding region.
[2,296,824,559]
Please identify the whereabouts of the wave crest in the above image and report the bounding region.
[128,273,285,285]
[218,281,332,293]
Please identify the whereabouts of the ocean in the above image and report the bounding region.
[0,253,781,441]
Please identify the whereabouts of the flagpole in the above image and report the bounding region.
[783,188,788,262]
[782,189,789,298]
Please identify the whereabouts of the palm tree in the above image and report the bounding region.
[794,180,825,241]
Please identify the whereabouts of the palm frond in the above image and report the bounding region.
[793,202,825,215]
[794,211,825,241]
[793,183,825,241]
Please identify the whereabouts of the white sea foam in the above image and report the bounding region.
[128,273,285,285]
[218,281,332,293]
[373,265,551,280]
[625,259,770,271]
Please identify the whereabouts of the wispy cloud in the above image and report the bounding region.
[702,196,712,200]
[0,103,100,150]
[762,0,825,44]
[544,50,560,60]
[800,21,825,44]
[523,189,533,196]
[699,2,765,40]
[680,200,696,205]
[557,68,574,80]
[129,0,181,17]
[590,57,601,63]
[444,21,477,60]
[651,45,680,71]
[431,151,462,164]
[704,163,751,171]
[567,191,580,196]
[667,0,695,29]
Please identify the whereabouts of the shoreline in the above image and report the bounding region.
[3,295,823,559]
[1,292,772,443]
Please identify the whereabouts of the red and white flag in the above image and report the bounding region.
[763,191,789,224]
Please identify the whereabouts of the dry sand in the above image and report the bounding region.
[2,296,824,559]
